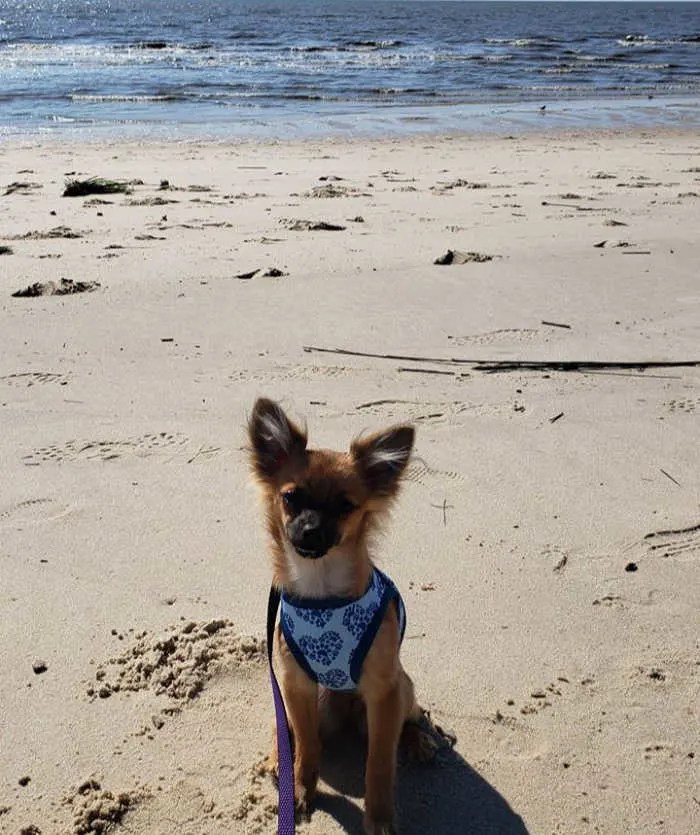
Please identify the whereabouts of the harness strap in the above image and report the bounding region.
[267,585,295,834]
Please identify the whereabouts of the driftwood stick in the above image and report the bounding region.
[303,345,700,373]
[659,468,681,487]
[303,345,460,364]
[541,201,598,211]
[584,370,682,380]
[473,360,700,373]
[397,366,465,377]
[644,521,700,540]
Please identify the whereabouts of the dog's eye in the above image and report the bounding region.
[281,488,303,512]
[336,496,357,516]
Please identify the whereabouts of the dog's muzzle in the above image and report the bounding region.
[288,510,338,560]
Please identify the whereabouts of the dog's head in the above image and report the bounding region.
[248,397,414,562]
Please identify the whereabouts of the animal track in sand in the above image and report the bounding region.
[23,432,195,465]
[492,676,574,727]
[232,761,278,833]
[0,371,69,387]
[592,594,625,609]
[448,328,540,346]
[642,742,684,762]
[353,398,471,426]
[0,497,74,526]
[284,364,361,381]
[227,364,366,383]
[404,458,465,486]
[665,397,699,414]
[643,522,700,561]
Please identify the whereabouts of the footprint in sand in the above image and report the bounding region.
[23,432,195,465]
[404,458,465,486]
[492,677,573,726]
[0,498,74,526]
[665,397,699,414]
[226,364,365,383]
[353,398,471,426]
[0,372,69,387]
[448,328,540,346]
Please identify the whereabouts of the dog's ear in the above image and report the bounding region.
[248,398,307,481]
[351,425,414,497]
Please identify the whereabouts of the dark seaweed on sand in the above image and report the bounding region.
[63,177,133,197]
[12,279,100,297]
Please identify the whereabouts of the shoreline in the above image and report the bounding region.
[3,93,700,146]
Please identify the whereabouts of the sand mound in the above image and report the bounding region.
[63,779,148,835]
[87,619,263,704]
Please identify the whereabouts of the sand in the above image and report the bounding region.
[1,128,699,835]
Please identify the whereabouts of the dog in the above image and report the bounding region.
[248,397,435,834]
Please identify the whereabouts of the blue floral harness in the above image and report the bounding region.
[279,568,406,691]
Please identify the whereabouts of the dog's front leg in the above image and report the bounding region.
[363,683,403,835]
[281,660,321,817]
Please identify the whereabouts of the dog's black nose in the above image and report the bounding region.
[299,511,322,544]
[291,510,330,558]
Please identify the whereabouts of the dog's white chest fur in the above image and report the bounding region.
[284,542,355,598]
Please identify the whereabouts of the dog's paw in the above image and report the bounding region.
[363,816,397,835]
[401,720,439,763]
[262,751,279,782]
[294,783,315,822]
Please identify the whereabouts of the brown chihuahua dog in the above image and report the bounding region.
[248,397,433,835]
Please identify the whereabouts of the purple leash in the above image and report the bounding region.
[267,586,296,834]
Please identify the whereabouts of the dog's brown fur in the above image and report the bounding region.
[248,397,433,835]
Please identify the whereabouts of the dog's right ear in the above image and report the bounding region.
[248,398,307,482]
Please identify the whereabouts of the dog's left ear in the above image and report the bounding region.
[248,397,307,482]
[351,425,414,497]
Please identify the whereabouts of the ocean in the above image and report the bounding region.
[1,0,699,140]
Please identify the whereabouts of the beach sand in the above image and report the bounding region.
[1,128,699,834]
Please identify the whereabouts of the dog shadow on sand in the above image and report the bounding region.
[315,724,530,834]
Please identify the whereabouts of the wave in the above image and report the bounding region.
[130,40,213,51]
[369,86,430,96]
[132,40,168,50]
[483,37,562,48]
[290,38,404,54]
[68,89,334,104]
[228,32,263,41]
[617,35,689,49]
[541,61,673,75]
[290,44,332,53]
[472,55,514,64]
[70,93,183,103]
[344,39,403,49]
